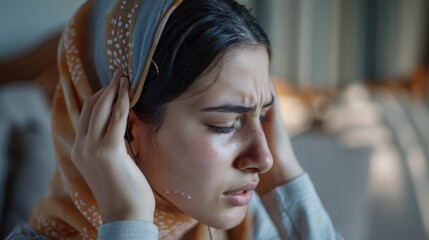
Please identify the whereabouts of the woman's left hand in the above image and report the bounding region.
[257,83,304,196]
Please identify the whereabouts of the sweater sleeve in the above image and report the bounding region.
[98,220,158,240]
[260,173,344,240]
[7,174,341,240]
[5,221,158,240]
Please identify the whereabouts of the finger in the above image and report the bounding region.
[88,69,122,139]
[77,89,104,137]
[105,77,130,144]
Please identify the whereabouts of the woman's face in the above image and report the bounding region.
[133,46,273,229]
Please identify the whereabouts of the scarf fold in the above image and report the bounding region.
[29,1,252,239]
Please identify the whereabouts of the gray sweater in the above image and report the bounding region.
[6,173,343,239]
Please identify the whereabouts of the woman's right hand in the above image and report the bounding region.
[71,70,155,223]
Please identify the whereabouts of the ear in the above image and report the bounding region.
[127,109,150,156]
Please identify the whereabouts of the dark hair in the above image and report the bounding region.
[133,0,270,133]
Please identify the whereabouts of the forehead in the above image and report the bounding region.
[182,46,271,105]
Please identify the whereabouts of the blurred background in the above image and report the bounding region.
[0,0,428,239]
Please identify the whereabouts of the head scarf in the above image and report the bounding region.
[29,0,253,239]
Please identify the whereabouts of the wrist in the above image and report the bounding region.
[257,155,304,196]
[274,153,304,181]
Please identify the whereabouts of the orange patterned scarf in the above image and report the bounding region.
[28,1,252,239]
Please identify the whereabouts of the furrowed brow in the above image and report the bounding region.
[201,93,274,113]
[201,105,255,113]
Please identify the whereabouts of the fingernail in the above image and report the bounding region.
[120,77,129,90]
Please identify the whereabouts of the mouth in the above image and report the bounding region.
[223,182,258,206]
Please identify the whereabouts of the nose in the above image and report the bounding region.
[234,124,273,174]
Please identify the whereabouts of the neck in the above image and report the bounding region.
[153,189,198,239]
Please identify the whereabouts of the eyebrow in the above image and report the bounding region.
[201,93,274,113]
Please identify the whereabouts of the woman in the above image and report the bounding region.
[7,0,342,239]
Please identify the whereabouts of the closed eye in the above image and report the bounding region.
[208,125,237,134]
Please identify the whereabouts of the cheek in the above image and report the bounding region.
[193,139,223,165]
[174,136,226,180]
[187,133,242,176]
[147,132,220,184]
[161,133,235,193]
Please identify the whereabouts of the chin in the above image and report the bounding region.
[205,206,248,230]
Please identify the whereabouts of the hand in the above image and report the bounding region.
[257,83,304,196]
[71,70,155,223]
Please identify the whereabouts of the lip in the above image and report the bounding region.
[223,182,258,206]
